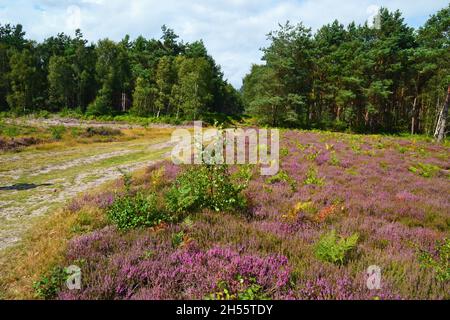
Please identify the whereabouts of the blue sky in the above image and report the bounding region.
[0,0,448,88]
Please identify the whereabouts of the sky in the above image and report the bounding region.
[0,0,448,88]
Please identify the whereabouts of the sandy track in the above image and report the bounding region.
[4,116,188,130]
[0,136,174,251]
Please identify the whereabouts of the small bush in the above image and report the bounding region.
[33,266,68,299]
[3,125,19,137]
[86,91,113,116]
[165,168,209,214]
[329,151,340,166]
[408,162,439,178]
[205,276,269,300]
[280,147,289,157]
[107,192,171,231]
[314,230,359,265]
[166,164,249,214]
[418,238,450,282]
[37,110,51,119]
[304,167,324,186]
[49,125,66,140]
[266,169,297,192]
[171,231,185,248]
[0,137,41,151]
[82,127,122,138]
[0,122,39,137]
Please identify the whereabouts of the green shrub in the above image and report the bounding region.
[418,238,450,282]
[166,134,251,215]
[314,230,359,265]
[171,231,185,248]
[49,125,66,140]
[165,168,209,214]
[280,147,289,157]
[33,266,67,299]
[0,122,39,137]
[107,192,171,231]
[266,169,297,192]
[397,146,408,154]
[37,110,51,119]
[59,107,83,118]
[329,151,340,166]
[86,90,113,116]
[408,162,439,178]
[2,125,19,137]
[304,166,324,186]
[305,149,321,161]
[82,126,122,137]
[166,164,250,215]
[205,276,269,300]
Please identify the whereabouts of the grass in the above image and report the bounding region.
[0,198,108,299]
[0,122,174,264]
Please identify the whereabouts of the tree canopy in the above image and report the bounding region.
[0,25,243,120]
[242,6,450,134]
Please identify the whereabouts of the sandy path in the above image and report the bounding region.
[3,116,188,130]
[0,137,174,251]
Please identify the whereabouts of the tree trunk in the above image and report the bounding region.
[411,97,417,135]
[434,85,450,143]
[121,92,126,112]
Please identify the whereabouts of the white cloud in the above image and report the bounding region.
[66,5,82,30]
[0,0,447,87]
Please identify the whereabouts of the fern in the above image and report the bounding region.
[314,230,359,265]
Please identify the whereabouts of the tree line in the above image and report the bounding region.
[242,6,449,134]
[0,25,243,119]
[1,5,449,136]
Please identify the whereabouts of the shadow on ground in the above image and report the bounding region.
[0,183,53,191]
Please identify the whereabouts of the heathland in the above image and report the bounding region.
[0,4,449,300]
[0,118,448,299]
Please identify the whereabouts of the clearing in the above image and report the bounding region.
[0,119,175,250]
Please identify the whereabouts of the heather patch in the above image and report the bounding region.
[58,228,291,300]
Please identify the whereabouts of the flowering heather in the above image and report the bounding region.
[59,130,449,300]
[58,227,291,300]
[68,191,115,212]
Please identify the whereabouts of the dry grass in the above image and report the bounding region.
[0,187,114,299]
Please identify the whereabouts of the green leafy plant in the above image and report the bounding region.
[418,238,450,282]
[166,164,250,215]
[329,151,340,166]
[107,192,170,231]
[397,146,408,154]
[314,230,359,265]
[33,266,68,299]
[237,283,268,300]
[82,126,122,137]
[171,231,185,248]
[280,147,289,157]
[119,169,133,194]
[166,130,250,214]
[350,143,362,154]
[408,162,439,178]
[205,276,269,300]
[266,169,297,192]
[304,166,324,186]
[3,125,19,137]
[306,149,321,161]
[49,125,66,140]
[165,167,209,214]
